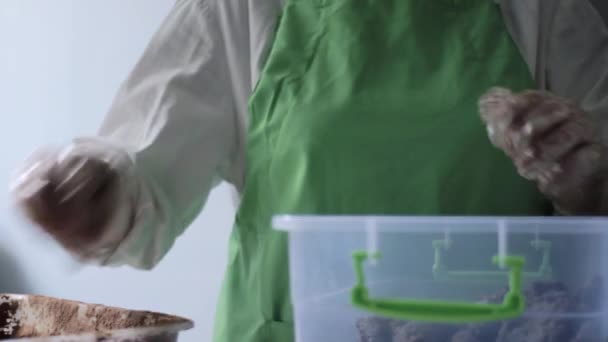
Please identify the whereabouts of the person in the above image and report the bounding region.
[9,0,608,341]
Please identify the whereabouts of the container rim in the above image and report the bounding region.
[272,215,608,234]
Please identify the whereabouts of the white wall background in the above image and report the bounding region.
[0,1,235,341]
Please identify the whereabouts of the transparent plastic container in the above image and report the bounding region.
[273,216,608,342]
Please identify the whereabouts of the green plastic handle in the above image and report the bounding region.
[432,239,552,281]
[351,251,526,323]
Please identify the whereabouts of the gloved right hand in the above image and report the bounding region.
[10,143,122,254]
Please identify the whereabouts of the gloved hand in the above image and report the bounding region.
[10,141,125,255]
[478,87,608,215]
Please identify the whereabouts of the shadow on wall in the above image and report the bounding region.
[591,0,608,24]
[0,244,32,294]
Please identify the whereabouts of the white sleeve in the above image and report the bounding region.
[71,0,240,269]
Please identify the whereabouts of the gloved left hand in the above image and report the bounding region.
[478,87,607,215]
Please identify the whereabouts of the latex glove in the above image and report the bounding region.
[10,140,126,257]
[478,87,607,215]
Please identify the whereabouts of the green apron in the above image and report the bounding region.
[213,0,551,340]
